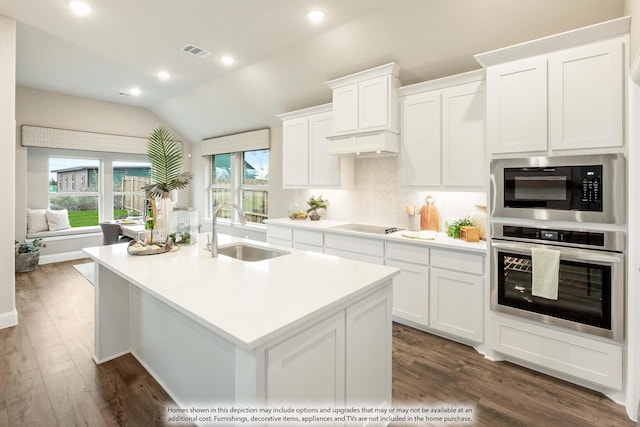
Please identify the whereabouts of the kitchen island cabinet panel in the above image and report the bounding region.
[346,286,392,410]
[429,268,484,343]
[266,311,345,404]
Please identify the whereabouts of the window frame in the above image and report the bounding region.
[44,150,152,227]
[209,149,269,225]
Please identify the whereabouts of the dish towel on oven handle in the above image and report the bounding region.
[531,246,560,300]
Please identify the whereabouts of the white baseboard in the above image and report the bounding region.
[40,250,87,264]
[0,309,18,329]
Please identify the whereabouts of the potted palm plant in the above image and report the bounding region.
[15,238,46,272]
[142,126,193,242]
[306,194,327,221]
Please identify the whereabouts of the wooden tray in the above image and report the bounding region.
[127,240,170,256]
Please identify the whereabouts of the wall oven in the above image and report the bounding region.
[491,222,624,341]
[490,154,625,224]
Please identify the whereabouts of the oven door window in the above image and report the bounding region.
[504,167,571,209]
[497,251,611,330]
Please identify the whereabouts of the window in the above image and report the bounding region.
[241,150,269,224]
[112,161,152,219]
[210,150,269,224]
[48,158,100,227]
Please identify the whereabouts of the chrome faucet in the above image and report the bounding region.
[211,202,247,257]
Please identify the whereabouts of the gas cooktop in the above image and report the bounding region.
[329,223,403,235]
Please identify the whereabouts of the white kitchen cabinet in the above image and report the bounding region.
[441,80,487,186]
[386,258,429,327]
[278,104,343,188]
[324,232,385,265]
[266,311,345,404]
[325,63,400,155]
[346,286,392,410]
[293,229,324,254]
[333,84,359,133]
[265,284,392,410]
[491,313,622,390]
[480,29,626,155]
[266,224,292,247]
[399,70,486,188]
[399,91,441,186]
[429,267,484,343]
[548,40,624,151]
[486,56,548,154]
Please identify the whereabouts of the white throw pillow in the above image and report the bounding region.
[46,209,71,231]
[27,208,49,234]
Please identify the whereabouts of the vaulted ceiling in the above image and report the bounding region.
[0,0,626,142]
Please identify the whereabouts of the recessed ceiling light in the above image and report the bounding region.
[307,9,326,23]
[69,1,92,16]
[157,71,171,81]
[129,87,141,97]
[221,55,235,65]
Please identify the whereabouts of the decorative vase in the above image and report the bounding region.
[15,251,40,272]
[470,204,487,240]
[154,192,173,243]
[309,212,321,221]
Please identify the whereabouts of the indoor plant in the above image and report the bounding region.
[142,126,193,242]
[306,194,327,221]
[15,238,46,272]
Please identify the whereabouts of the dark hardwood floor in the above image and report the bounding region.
[1,260,635,426]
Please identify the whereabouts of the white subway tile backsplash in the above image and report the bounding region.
[294,157,486,228]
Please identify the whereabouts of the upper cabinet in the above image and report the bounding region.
[399,70,486,188]
[476,16,630,156]
[325,63,401,155]
[278,104,352,189]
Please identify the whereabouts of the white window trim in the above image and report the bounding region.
[207,151,269,226]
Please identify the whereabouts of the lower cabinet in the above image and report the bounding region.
[491,314,623,390]
[386,258,429,327]
[324,232,385,265]
[266,311,345,404]
[429,267,484,343]
[266,225,293,247]
[264,285,392,414]
[293,229,324,253]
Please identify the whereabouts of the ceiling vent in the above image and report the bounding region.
[181,44,210,58]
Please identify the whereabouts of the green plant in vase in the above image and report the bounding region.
[306,194,327,221]
[142,126,193,242]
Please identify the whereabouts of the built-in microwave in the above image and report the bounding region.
[490,154,626,224]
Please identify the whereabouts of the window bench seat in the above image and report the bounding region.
[26,226,104,264]
[27,225,102,240]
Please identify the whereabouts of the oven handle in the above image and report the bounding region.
[491,241,623,264]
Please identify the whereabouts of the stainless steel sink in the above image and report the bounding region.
[218,243,289,262]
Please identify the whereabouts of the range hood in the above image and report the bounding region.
[326,130,399,156]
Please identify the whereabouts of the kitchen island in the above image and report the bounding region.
[84,234,399,417]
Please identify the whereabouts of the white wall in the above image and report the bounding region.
[15,87,192,243]
[0,15,16,328]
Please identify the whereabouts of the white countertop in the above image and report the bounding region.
[84,234,399,351]
[265,218,487,254]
